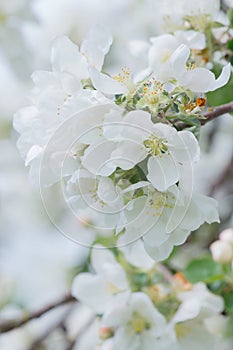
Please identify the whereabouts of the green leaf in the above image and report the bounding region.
[224,291,233,315]
[207,63,233,106]
[228,8,233,28]
[178,114,201,127]
[211,21,224,28]
[183,256,223,283]
[227,38,233,51]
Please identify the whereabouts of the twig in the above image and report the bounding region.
[0,293,76,333]
[201,102,233,125]
[65,316,95,350]
[157,263,174,283]
[220,0,230,13]
[208,154,233,196]
[28,305,74,350]
[177,101,233,130]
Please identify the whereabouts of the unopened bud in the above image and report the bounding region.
[210,240,233,264]
[219,228,233,245]
[99,326,114,340]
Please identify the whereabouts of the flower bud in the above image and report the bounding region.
[210,240,233,264]
[99,326,114,340]
[219,228,233,245]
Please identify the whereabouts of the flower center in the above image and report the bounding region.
[130,312,151,333]
[143,135,168,157]
[175,323,192,338]
[112,67,130,83]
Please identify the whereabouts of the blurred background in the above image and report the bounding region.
[0,1,232,349]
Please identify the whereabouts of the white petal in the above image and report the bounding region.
[119,240,155,270]
[51,36,89,79]
[102,293,131,327]
[111,141,147,170]
[193,194,220,224]
[124,110,154,133]
[81,25,113,71]
[81,141,116,176]
[178,325,218,350]
[144,238,174,262]
[71,273,110,313]
[121,181,150,194]
[209,62,231,91]
[92,247,128,290]
[174,30,206,50]
[171,44,190,77]
[97,177,119,203]
[147,154,179,192]
[169,130,200,163]
[173,299,201,322]
[153,122,176,139]
[89,67,127,94]
[180,63,231,93]
[25,145,43,166]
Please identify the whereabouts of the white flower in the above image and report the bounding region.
[71,246,129,314]
[170,44,231,93]
[160,0,220,20]
[101,292,176,350]
[148,31,206,82]
[171,282,224,350]
[119,240,155,270]
[119,187,219,262]
[13,26,113,187]
[210,240,233,264]
[174,282,224,322]
[51,24,112,77]
[88,109,200,192]
[66,168,127,231]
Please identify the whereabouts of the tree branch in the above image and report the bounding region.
[208,154,233,196]
[0,293,76,333]
[201,102,233,125]
[220,0,230,13]
[28,305,74,350]
[177,101,233,130]
[65,316,95,350]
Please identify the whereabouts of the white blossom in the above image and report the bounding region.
[71,246,129,314]
[101,292,176,350]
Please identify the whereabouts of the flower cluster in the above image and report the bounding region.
[71,246,224,350]
[14,21,230,261]
[8,1,233,349]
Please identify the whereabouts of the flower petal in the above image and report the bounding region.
[51,36,89,80]
[71,273,111,313]
[147,154,179,192]
[89,67,127,94]
[81,141,116,176]
[179,63,231,93]
[170,44,190,78]
[81,25,113,71]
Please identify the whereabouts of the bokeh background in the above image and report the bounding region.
[0,1,232,349]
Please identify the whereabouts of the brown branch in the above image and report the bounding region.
[220,0,230,13]
[65,316,95,350]
[201,102,233,125]
[208,154,233,196]
[28,305,74,350]
[177,101,233,130]
[0,293,76,333]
